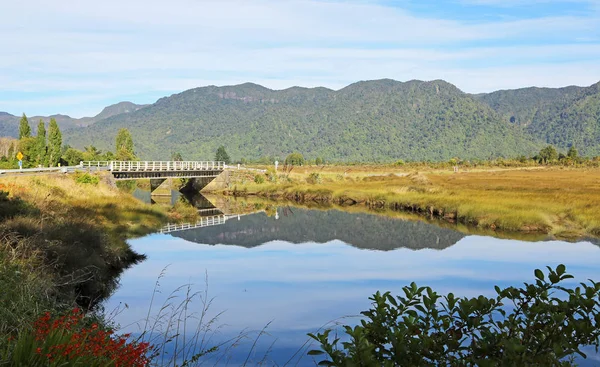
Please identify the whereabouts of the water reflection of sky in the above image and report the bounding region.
[106,211,600,366]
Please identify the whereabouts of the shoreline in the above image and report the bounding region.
[214,166,600,241]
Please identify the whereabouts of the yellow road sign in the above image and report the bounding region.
[16,152,23,161]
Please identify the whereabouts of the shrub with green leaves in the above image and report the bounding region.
[307,172,322,184]
[75,173,100,185]
[308,265,600,366]
[254,174,265,184]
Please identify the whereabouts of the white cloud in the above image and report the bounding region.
[0,0,599,116]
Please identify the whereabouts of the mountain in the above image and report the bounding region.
[476,82,600,156]
[0,102,148,138]
[63,79,541,162]
[93,102,147,122]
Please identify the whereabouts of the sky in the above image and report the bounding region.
[1,0,600,117]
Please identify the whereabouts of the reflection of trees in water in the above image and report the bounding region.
[171,207,465,251]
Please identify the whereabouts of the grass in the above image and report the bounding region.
[220,165,600,239]
[0,172,198,355]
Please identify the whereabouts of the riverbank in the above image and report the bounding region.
[219,166,600,240]
[0,173,196,353]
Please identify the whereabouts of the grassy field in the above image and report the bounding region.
[221,165,600,239]
[0,173,199,348]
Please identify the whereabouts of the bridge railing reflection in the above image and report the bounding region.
[160,215,228,234]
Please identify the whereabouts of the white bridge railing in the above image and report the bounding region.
[160,215,227,234]
[81,161,225,172]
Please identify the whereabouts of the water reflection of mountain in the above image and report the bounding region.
[169,208,465,251]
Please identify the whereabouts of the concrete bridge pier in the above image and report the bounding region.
[150,178,168,195]
[181,171,230,193]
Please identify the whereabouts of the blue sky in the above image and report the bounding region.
[1,0,599,117]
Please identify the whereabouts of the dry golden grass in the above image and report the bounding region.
[225,166,600,239]
[0,173,171,239]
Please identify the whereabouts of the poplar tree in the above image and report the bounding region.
[35,120,47,166]
[47,118,62,166]
[115,128,135,160]
[19,113,31,139]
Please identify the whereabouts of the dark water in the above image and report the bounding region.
[105,201,600,366]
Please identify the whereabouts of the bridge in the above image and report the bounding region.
[82,161,227,194]
[1,160,257,194]
[81,161,225,180]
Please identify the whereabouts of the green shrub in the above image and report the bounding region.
[285,152,305,166]
[75,173,100,185]
[309,265,600,366]
[254,174,265,184]
[394,160,405,166]
[306,172,322,184]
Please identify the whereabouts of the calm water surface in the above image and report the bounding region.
[105,200,600,366]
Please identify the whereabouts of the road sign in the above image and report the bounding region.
[16,151,23,161]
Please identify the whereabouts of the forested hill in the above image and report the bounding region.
[63,79,543,162]
[475,82,600,156]
[0,101,147,138]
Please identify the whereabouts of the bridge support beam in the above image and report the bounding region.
[150,179,168,195]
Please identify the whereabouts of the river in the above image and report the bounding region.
[105,193,600,366]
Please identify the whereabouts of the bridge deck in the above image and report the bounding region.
[82,161,226,180]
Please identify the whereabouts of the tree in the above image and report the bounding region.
[285,152,305,166]
[215,146,231,164]
[309,265,600,366]
[567,145,579,159]
[35,120,46,166]
[171,152,183,161]
[17,137,37,168]
[6,143,15,164]
[47,118,62,167]
[83,146,102,161]
[538,145,558,164]
[115,128,136,161]
[315,157,324,165]
[62,148,84,166]
[19,114,31,139]
[103,151,116,161]
[0,137,17,159]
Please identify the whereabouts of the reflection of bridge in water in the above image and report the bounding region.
[159,213,257,234]
[160,215,227,234]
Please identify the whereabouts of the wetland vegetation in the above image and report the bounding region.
[223,164,600,240]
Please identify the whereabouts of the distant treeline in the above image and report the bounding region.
[0,114,136,169]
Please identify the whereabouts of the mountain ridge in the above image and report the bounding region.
[63,79,542,161]
[3,78,599,162]
[0,101,148,138]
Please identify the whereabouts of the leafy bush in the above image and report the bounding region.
[254,174,265,184]
[285,152,305,166]
[306,172,322,184]
[394,160,405,166]
[75,173,99,185]
[308,265,600,366]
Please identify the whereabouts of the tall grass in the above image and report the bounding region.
[222,167,600,239]
[0,173,186,359]
[106,269,294,366]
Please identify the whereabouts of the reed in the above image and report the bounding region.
[222,166,600,239]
